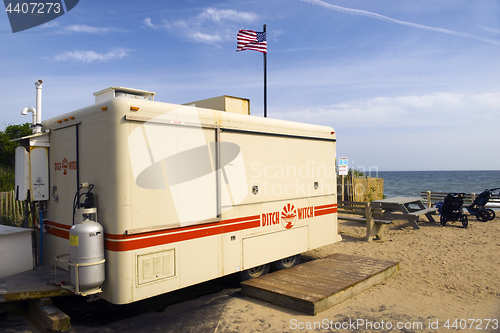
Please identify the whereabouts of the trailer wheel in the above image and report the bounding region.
[273,254,301,271]
[486,209,495,220]
[239,264,270,281]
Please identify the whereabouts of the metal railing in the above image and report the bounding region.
[421,191,500,208]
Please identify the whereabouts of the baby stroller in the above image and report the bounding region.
[465,188,499,221]
[436,193,468,228]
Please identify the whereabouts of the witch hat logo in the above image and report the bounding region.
[4,0,79,33]
[281,203,297,229]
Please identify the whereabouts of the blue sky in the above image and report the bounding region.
[1,0,499,171]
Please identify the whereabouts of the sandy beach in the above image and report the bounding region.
[214,214,500,333]
[3,213,500,333]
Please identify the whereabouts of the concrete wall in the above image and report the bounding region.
[0,225,33,278]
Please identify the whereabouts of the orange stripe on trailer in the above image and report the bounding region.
[315,203,337,210]
[45,204,336,252]
[104,221,220,240]
[222,215,260,226]
[104,215,260,240]
[104,215,261,252]
[104,219,260,252]
[45,220,72,230]
[314,207,337,217]
[221,218,260,233]
[106,233,180,252]
[45,224,70,240]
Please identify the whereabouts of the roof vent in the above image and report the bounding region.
[93,87,156,104]
[184,95,250,115]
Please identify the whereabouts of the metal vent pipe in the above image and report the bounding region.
[34,79,43,133]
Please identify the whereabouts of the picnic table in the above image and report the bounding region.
[373,196,437,229]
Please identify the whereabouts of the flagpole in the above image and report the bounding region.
[263,24,267,118]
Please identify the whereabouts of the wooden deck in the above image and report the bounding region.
[240,253,400,315]
[0,265,73,302]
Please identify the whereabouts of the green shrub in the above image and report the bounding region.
[0,123,31,191]
[0,167,15,191]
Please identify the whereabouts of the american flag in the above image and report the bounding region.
[237,29,267,53]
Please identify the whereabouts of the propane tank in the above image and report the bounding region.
[69,208,105,293]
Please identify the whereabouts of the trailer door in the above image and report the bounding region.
[49,124,79,222]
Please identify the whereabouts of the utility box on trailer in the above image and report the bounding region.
[14,134,49,201]
[16,86,340,304]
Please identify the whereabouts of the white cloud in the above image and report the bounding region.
[271,91,500,170]
[275,92,500,129]
[143,17,156,29]
[40,23,119,34]
[146,8,258,44]
[301,0,500,46]
[198,8,258,23]
[187,32,224,44]
[53,48,130,63]
[163,19,189,31]
[271,29,284,39]
[41,21,60,28]
[63,24,114,33]
[480,26,500,35]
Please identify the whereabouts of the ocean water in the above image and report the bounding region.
[374,170,500,198]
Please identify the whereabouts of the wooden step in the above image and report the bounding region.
[26,297,70,332]
[241,253,400,315]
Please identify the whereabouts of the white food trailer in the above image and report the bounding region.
[15,83,340,305]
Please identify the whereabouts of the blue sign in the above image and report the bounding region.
[339,157,348,175]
